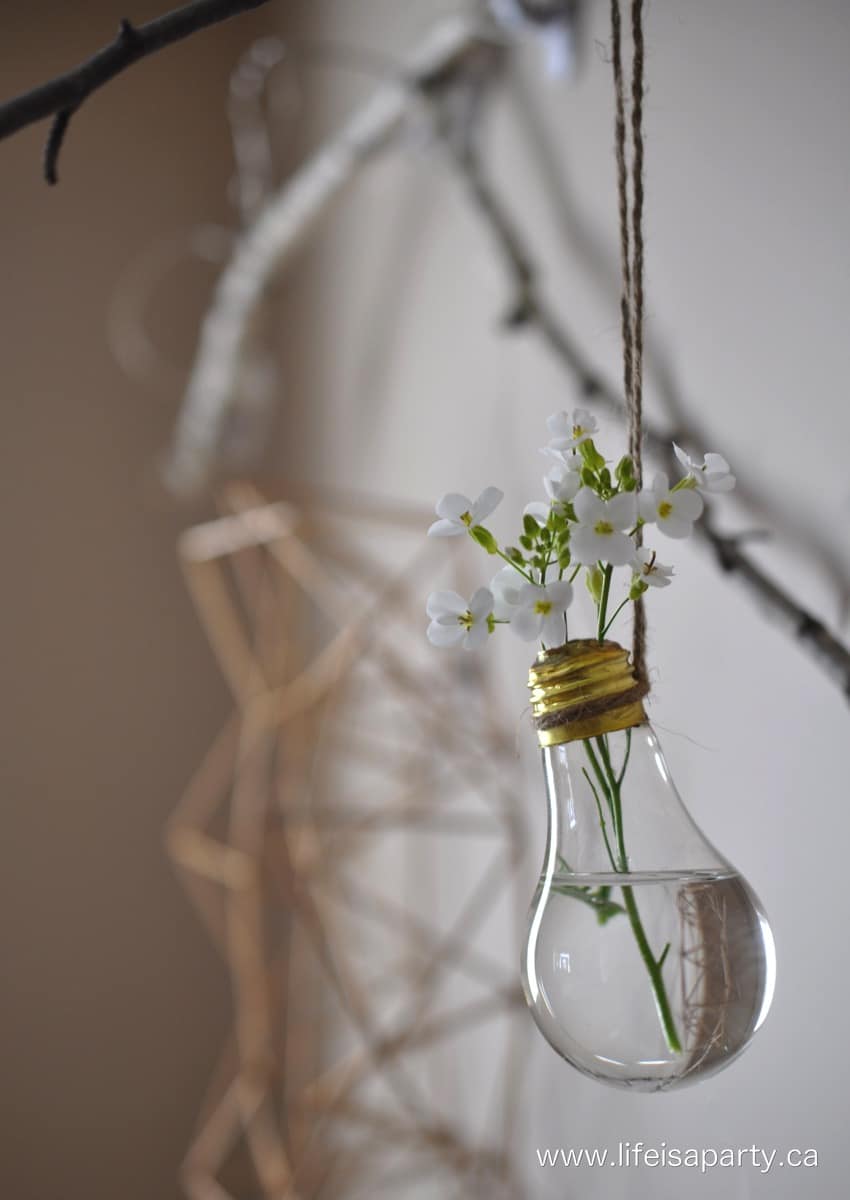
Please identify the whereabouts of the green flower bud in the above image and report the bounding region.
[586,565,604,604]
[506,546,525,564]
[580,466,597,489]
[470,525,498,555]
[523,513,540,537]
[579,439,606,472]
[629,577,648,600]
[615,454,634,484]
[519,534,533,551]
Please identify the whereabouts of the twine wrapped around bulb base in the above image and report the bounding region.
[528,639,649,747]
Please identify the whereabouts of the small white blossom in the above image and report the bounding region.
[428,487,503,537]
[673,444,736,493]
[570,488,637,566]
[540,444,575,466]
[523,501,551,526]
[490,565,525,619]
[523,461,582,535]
[545,407,598,452]
[639,473,704,539]
[509,580,574,645]
[426,588,495,649]
[632,547,674,589]
[544,462,581,504]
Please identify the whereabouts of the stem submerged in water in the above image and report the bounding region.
[584,734,682,1055]
[619,883,682,1054]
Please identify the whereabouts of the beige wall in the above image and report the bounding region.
[0,4,274,1198]
[3,2,849,1199]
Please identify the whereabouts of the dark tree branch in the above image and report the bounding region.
[449,140,850,702]
[0,0,272,184]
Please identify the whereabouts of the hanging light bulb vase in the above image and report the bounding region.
[420,0,777,1094]
[521,638,775,1090]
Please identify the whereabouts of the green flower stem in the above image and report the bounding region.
[540,549,551,586]
[616,727,632,787]
[601,597,631,639]
[491,545,534,583]
[581,766,618,869]
[619,885,681,1053]
[584,740,619,851]
[583,736,682,1056]
[597,738,625,860]
[596,563,613,641]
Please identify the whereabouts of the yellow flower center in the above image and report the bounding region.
[460,510,473,526]
[658,501,673,519]
[593,520,614,536]
[534,600,553,616]
[458,610,474,629]
[572,425,585,439]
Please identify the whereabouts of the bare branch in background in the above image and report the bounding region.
[0,0,271,183]
[168,17,849,700]
[447,137,850,700]
[504,65,850,627]
[25,3,818,700]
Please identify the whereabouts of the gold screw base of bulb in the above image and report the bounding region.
[528,639,648,747]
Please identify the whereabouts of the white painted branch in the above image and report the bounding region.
[166,16,493,496]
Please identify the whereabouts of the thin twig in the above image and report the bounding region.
[157,15,850,702]
[449,140,850,701]
[0,0,271,183]
[504,66,850,624]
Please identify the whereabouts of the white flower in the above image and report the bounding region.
[639,473,704,539]
[426,588,495,650]
[509,580,574,645]
[545,407,598,452]
[428,487,503,537]
[632,547,674,589]
[540,444,573,465]
[570,488,637,566]
[523,501,551,526]
[544,462,581,504]
[490,565,525,618]
[524,461,582,526]
[673,444,736,493]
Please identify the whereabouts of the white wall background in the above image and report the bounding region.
[274,2,850,1195]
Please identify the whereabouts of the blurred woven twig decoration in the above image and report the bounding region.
[167,483,532,1199]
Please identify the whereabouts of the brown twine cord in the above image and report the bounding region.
[534,680,649,733]
[611,0,633,422]
[529,640,649,742]
[611,0,649,690]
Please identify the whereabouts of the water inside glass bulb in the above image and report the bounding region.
[521,721,776,1091]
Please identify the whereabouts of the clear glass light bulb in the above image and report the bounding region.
[521,641,776,1092]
